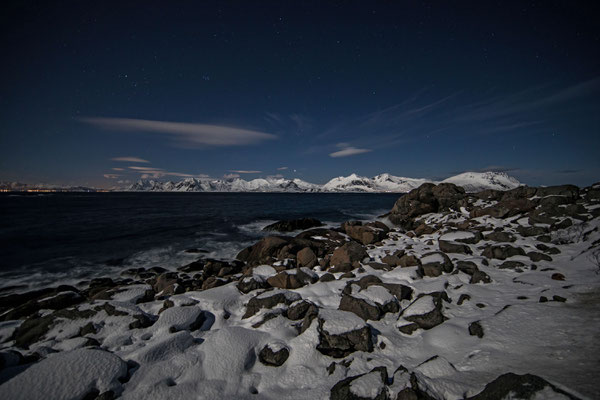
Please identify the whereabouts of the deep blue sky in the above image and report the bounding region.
[1,1,599,187]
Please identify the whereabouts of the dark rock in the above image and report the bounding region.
[467,372,581,400]
[398,323,420,335]
[319,273,336,282]
[498,260,525,270]
[471,198,536,219]
[397,254,420,268]
[296,247,318,268]
[470,270,492,284]
[457,261,479,275]
[551,273,566,281]
[484,231,516,242]
[316,310,373,358]
[535,243,561,254]
[237,276,269,294]
[539,296,548,303]
[469,321,484,338]
[201,276,228,290]
[79,322,97,336]
[236,236,291,266]
[258,344,290,367]
[457,294,471,305]
[330,366,389,400]
[418,252,453,277]
[527,252,552,262]
[553,295,567,302]
[243,290,301,319]
[389,183,466,229]
[342,221,389,245]
[517,226,548,237]
[401,295,446,330]
[286,300,313,320]
[439,240,472,254]
[263,218,322,232]
[330,241,368,267]
[482,244,526,260]
[267,271,304,289]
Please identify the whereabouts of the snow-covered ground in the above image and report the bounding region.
[1,182,599,399]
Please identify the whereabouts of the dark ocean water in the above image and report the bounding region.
[0,192,400,291]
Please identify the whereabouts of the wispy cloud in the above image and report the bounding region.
[112,167,125,171]
[82,118,277,147]
[111,156,150,163]
[228,170,262,174]
[128,166,163,171]
[329,144,372,158]
[223,173,240,179]
[277,166,288,170]
[103,174,120,179]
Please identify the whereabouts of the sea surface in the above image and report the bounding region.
[0,192,400,292]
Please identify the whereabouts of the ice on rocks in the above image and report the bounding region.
[439,231,475,241]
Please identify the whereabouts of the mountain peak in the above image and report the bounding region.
[128,171,522,193]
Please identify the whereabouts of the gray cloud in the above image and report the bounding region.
[329,146,372,158]
[111,156,150,163]
[83,118,277,147]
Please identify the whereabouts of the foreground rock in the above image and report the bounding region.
[388,183,467,230]
[468,372,581,399]
[316,309,374,358]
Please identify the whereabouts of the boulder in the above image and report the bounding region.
[389,183,466,229]
[342,221,389,245]
[456,260,479,275]
[316,309,373,358]
[330,241,368,267]
[237,276,269,294]
[236,236,291,266]
[467,372,581,400]
[484,231,516,242]
[418,252,453,277]
[438,240,472,254]
[263,218,323,232]
[258,343,290,367]
[469,321,484,338]
[400,295,446,330]
[527,252,552,262]
[470,270,492,284]
[482,245,526,260]
[243,289,302,319]
[339,285,399,321]
[267,271,304,289]
[296,247,318,268]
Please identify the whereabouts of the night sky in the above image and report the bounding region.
[1,1,599,187]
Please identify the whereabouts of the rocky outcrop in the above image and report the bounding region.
[389,183,467,229]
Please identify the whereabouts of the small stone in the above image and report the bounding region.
[551,273,566,281]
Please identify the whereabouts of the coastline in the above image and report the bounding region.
[1,182,599,399]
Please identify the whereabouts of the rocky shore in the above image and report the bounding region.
[1,181,600,399]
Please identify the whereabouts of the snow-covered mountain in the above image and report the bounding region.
[127,171,522,193]
[441,171,522,192]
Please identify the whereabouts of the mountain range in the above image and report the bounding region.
[127,171,521,193]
